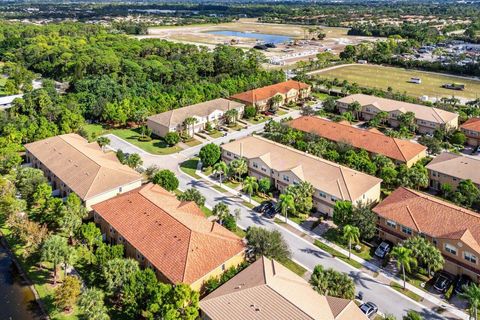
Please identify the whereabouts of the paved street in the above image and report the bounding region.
[106,109,463,320]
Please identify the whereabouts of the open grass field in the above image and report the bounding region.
[81,124,182,155]
[316,64,480,100]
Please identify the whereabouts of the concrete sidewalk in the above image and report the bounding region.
[196,169,469,320]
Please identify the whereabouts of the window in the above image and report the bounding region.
[453,178,457,181]
[227,152,232,157]
[319,192,326,198]
[432,172,437,177]
[261,167,267,172]
[331,196,336,202]
[119,236,123,242]
[465,252,477,264]
[386,220,397,228]
[253,162,258,169]
[221,264,226,271]
[445,243,457,255]
[401,226,412,235]
[283,175,290,182]
[119,186,123,193]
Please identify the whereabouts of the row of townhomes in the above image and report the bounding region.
[374,187,480,281]
[336,94,459,134]
[288,116,427,167]
[221,135,382,216]
[147,80,311,138]
[426,152,480,191]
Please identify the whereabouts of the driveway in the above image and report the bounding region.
[104,108,466,320]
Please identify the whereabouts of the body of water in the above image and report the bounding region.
[205,30,291,44]
[0,242,43,320]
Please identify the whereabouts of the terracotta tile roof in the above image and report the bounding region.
[373,187,480,254]
[200,256,367,320]
[461,117,480,132]
[221,135,382,201]
[337,94,458,125]
[230,80,310,104]
[288,116,427,163]
[92,183,245,284]
[24,134,142,201]
[147,98,244,128]
[426,152,480,186]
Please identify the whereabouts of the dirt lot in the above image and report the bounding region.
[140,19,380,67]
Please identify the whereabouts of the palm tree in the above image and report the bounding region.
[461,283,480,320]
[390,246,417,290]
[212,202,230,225]
[342,225,360,259]
[270,94,283,111]
[213,161,228,187]
[224,109,239,125]
[96,136,110,152]
[242,176,258,203]
[347,101,362,121]
[229,158,248,182]
[183,117,197,137]
[41,235,69,285]
[277,193,295,223]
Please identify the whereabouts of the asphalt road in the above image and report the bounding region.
[106,110,458,320]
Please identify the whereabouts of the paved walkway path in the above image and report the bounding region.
[105,108,467,320]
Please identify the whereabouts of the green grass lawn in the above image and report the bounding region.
[224,180,241,190]
[82,124,182,155]
[242,201,255,209]
[233,227,246,239]
[312,92,331,101]
[279,258,307,277]
[316,64,480,100]
[200,205,213,217]
[0,77,7,96]
[276,110,287,116]
[246,116,269,125]
[313,240,363,269]
[179,158,201,179]
[183,138,202,147]
[227,123,244,131]
[212,184,227,193]
[390,282,423,302]
[323,228,373,261]
[208,131,224,139]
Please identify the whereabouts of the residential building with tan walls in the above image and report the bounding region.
[24,133,143,210]
[460,117,480,147]
[336,94,458,134]
[200,256,368,320]
[426,152,480,191]
[230,80,311,112]
[374,187,480,281]
[288,116,427,167]
[147,98,245,137]
[92,183,246,291]
[221,135,382,216]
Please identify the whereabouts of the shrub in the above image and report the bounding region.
[151,169,179,191]
[244,106,257,119]
[138,135,152,142]
[223,214,237,231]
[164,132,180,146]
[199,143,221,167]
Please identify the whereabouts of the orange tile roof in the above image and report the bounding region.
[24,134,142,201]
[288,116,427,163]
[461,117,480,132]
[373,187,480,254]
[230,80,310,104]
[92,183,245,284]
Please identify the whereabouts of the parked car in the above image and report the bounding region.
[374,241,391,259]
[254,201,274,213]
[263,206,278,219]
[433,272,454,293]
[359,302,378,317]
[454,275,472,295]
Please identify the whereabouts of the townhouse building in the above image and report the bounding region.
[288,116,427,167]
[374,187,480,281]
[147,98,245,137]
[221,135,382,216]
[336,94,458,134]
[230,80,311,112]
[24,133,143,210]
[92,183,245,291]
[460,117,480,147]
[426,152,480,191]
[200,256,367,320]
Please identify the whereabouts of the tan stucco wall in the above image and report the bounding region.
[85,179,143,210]
[147,118,171,137]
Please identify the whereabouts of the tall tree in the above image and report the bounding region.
[199,143,221,168]
[102,258,139,297]
[277,193,295,223]
[78,287,110,320]
[309,265,355,299]
[151,169,179,191]
[390,246,417,290]
[212,202,230,225]
[461,283,480,320]
[41,235,69,285]
[177,188,206,207]
[55,275,81,312]
[228,158,248,182]
[242,176,258,203]
[246,227,291,262]
[342,225,360,259]
[213,161,228,187]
